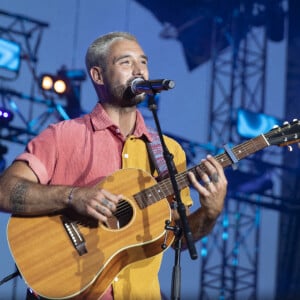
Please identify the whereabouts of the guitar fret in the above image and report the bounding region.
[151,186,163,202]
[135,184,167,208]
[134,189,151,209]
[215,135,268,168]
[158,180,172,196]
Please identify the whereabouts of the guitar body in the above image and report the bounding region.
[7,168,174,299]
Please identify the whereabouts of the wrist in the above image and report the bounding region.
[67,187,77,207]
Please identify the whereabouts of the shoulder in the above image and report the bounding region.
[47,114,91,137]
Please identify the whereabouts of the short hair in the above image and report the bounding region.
[85,32,137,71]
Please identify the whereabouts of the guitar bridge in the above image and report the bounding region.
[61,215,87,256]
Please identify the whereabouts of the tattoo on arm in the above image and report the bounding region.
[11,182,28,213]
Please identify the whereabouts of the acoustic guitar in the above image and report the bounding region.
[7,120,300,299]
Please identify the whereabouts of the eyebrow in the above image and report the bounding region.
[113,54,148,64]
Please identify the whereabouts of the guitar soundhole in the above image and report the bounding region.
[106,199,133,229]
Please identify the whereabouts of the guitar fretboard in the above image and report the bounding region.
[134,134,269,209]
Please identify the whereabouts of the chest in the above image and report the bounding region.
[53,132,152,186]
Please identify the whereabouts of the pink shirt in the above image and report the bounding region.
[16,103,152,187]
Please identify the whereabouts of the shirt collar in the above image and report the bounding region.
[90,102,153,142]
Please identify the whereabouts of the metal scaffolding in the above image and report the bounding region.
[200,2,289,299]
[0,10,68,147]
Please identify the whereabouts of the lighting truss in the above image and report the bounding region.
[0,10,70,145]
[0,9,49,71]
[200,2,289,299]
[0,88,69,145]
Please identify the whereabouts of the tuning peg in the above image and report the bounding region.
[288,145,293,152]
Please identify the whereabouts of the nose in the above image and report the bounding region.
[132,61,147,77]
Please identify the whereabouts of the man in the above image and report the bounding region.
[0,32,227,299]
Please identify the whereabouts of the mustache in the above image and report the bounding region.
[123,77,145,99]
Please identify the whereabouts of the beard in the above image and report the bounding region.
[104,78,146,108]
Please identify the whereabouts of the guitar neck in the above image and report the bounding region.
[135,134,269,208]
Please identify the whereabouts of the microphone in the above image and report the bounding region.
[130,78,175,95]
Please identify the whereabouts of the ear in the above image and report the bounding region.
[90,66,104,84]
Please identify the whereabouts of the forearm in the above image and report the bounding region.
[172,206,219,250]
[186,208,218,241]
[0,168,69,215]
[0,161,122,223]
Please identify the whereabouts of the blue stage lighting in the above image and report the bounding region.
[0,38,21,79]
[237,109,280,139]
[0,107,14,124]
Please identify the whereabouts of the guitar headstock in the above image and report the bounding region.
[265,119,300,148]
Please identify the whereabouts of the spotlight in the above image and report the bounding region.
[39,67,85,97]
[0,107,14,124]
[40,75,54,91]
[39,67,86,118]
[53,79,67,94]
[39,73,69,95]
[237,108,280,139]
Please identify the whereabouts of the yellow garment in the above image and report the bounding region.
[112,134,193,300]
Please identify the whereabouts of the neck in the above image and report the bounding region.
[102,103,137,137]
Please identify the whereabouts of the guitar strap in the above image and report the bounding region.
[146,127,170,181]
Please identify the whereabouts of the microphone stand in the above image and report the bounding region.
[0,266,20,286]
[146,93,198,300]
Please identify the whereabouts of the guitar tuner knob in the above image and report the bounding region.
[288,145,293,152]
[161,243,167,250]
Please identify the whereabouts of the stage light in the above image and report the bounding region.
[39,74,69,95]
[53,79,67,94]
[0,107,14,124]
[237,108,280,139]
[0,37,21,80]
[40,75,54,90]
[39,67,86,118]
[39,68,85,97]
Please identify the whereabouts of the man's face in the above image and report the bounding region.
[100,39,149,107]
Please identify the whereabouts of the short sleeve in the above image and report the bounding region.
[15,125,58,184]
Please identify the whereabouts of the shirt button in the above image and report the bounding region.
[124,153,129,159]
[114,277,119,282]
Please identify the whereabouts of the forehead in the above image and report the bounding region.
[107,39,146,61]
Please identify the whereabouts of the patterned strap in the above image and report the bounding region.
[146,127,169,181]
